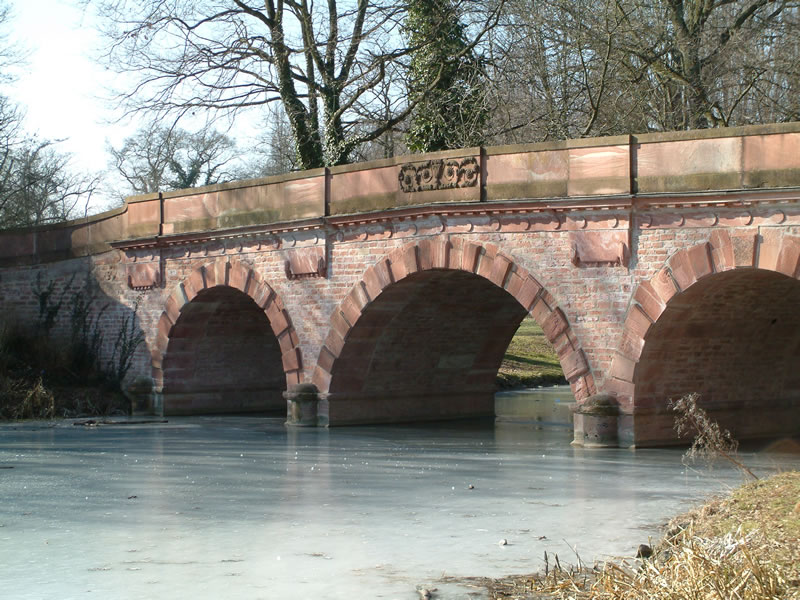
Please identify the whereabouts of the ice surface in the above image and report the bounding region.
[1,414,797,599]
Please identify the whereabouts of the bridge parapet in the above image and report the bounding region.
[1,122,799,266]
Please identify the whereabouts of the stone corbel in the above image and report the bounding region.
[127,262,161,290]
[571,230,630,267]
[285,246,327,280]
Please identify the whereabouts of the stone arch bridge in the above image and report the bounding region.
[2,123,799,447]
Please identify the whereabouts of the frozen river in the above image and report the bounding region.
[1,414,798,599]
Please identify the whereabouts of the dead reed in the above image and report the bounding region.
[447,472,799,599]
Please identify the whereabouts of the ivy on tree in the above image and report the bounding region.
[404,0,488,153]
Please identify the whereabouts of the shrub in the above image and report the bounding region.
[670,392,758,480]
[1,271,146,420]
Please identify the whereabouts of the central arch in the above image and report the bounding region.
[312,237,594,425]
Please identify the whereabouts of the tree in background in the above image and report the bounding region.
[611,0,800,129]
[108,124,242,198]
[0,3,97,229]
[0,136,97,228]
[498,0,638,141]
[247,108,299,178]
[167,128,238,189]
[91,0,504,169]
[404,0,489,152]
[485,0,800,145]
[0,93,98,229]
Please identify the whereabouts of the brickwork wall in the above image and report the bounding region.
[0,254,152,386]
[318,227,633,395]
[323,269,528,423]
[609,222,800,444]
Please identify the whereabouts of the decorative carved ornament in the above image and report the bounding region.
[398,157,479,193]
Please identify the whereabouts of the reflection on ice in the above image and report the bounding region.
[1,415,798,600]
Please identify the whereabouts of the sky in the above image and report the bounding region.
[5,0,136,183]
[5,0,269,212]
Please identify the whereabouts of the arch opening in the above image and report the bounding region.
[325,269,539,424]
[162,285,287,415]
[633,268,800,443]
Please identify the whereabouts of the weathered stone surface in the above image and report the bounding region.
[636,136,742,193]
[485,147,569,200]
[572,394,620,447]
[285,246,326,279]
[743,132,800,188]
[567,143,630,196]
[127,263,160,289]
[732,233,758,267]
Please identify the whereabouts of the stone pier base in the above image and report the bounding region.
[572,394,621,447]
[285,384,321,427]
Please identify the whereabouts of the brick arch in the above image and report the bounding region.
[312,236,595,408]
[151,256,303,396]
[608,230,800,417]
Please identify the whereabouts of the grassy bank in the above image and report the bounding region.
[497,317,565,389]
[451,471,800,599]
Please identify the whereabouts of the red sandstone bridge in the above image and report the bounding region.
[1,123,799,447]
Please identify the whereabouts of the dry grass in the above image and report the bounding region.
[0,375,55,419]
[497,317,566,389]
[448,471,800,599]
[0,315,131,420]
[1,373,128,419]
[671,392,759,480]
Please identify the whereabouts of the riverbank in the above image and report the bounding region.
[0,318,130,420]
[452,470,800,599]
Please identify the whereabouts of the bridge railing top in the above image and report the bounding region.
[1,121,799,265]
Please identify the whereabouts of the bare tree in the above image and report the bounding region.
[484,0,650,144]
[0,136,99,229]
[0,3,98,228]
[89,0,505,169]
[108,125,179,196]
[108,123,242,198]
[168,128,240,189]
[246,108,299,177]
[610,0,800,129]
[0,1,28,82]
[486,0,800,144]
